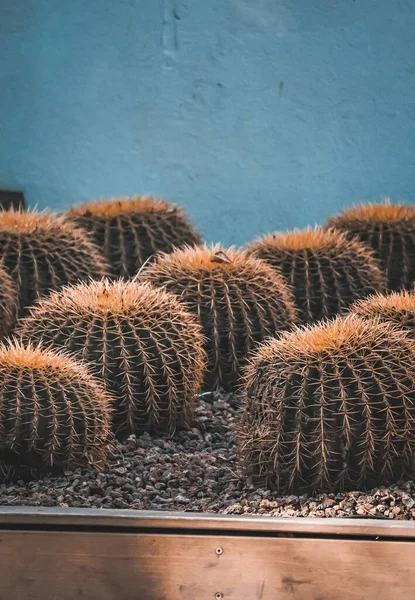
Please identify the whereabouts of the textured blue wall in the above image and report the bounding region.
[1,0,415,245]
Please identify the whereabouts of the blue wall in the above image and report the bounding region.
[1,0,415,245]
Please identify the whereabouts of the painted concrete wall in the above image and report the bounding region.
[1,0,415,245]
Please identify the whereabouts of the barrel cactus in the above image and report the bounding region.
[64,196,201,278]
[326,199,415,291]
[0,208,108,316]
[351,290,415,335]
[140,244,297,391]
[0,340,111,481]
[0,263,16,338]
[246,227,384,324]
[18,279,206,435]
[238,314,415,493]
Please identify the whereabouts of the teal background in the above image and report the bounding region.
[1,0,414,245]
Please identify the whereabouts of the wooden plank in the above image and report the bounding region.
[0,506,414,538]
[0,531,413,600]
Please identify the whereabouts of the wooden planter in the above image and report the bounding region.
[0,506,414,599]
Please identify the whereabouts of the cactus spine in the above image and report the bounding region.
[141,244,297,392]
[65,196,201,278]
[0,263,16,338]
[238,314,415,493]
[17,279,206,435]
[246,227,385,324]
[0,341,111,481]
[0,209,108,315]
[351,290,415,335]
[326,199,415,291]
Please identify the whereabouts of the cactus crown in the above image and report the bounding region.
[34,278,198,319]
[253,313,398,359]
[327,199,415,229]
[248,226,371,254]
[351,291,415,332]
[0,208,90,238]
[0,339,91,375]
[141,243,291,280]
[239,314,415,492]
[68,196,181,219]
[18,279,206,435]
[141,244,297,391]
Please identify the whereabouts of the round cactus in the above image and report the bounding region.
[0,340,111,481]
[245,227,385,324]
[17,279,206,435]
[0,263,16,338]
[351,290,415,335]
[326,199,415,291]
[0,208,108,316]
[64,196,201,278]
[140,244,297,392]
[238,314,415,493]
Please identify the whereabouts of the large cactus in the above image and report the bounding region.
[351,290,415,335]
[0,340,111,481]
[246,227,385,324]
[326,199,415,291]
[238,314,415,493]
[18,279,206,435]
[140,244,297,391]
[0,263,16,338]
[64,196,201,278]
[0,208,108,315]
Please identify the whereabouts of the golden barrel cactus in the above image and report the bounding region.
[246,227,385,324]
[351,290,415,335]
[0,209,108,315]
[0,341,111,481]
[65,196,201,278]
[140,244,297,391]
[238,314,415,493]
[326,199,415,291]
[18,279,206,435]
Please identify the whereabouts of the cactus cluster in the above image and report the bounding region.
[18,279,206,435]
[0,340,112,481]
[351,290,415,335]
[238,314,415,493]
[0,209,108,315]
[65,196,201,278]
[141,244,297,391]
[246,227,384,324]
[326,199,415,291]
[0,263,16,338]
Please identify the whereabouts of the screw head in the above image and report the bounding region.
[215,547,223,555]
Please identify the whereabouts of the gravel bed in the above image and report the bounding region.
[1,392,415,519]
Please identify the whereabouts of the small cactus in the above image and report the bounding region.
[326,199,415,291]
[0,263,16,338]
[246,227,384,324]
[65,196,201,278]
[351,290,415,335]
[18,279,206,435]
[0,340,111,481]
[0,208,108,315]
[141,244,297,391]
[238,314,415,493]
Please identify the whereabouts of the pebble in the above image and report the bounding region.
[0,391,415,519]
